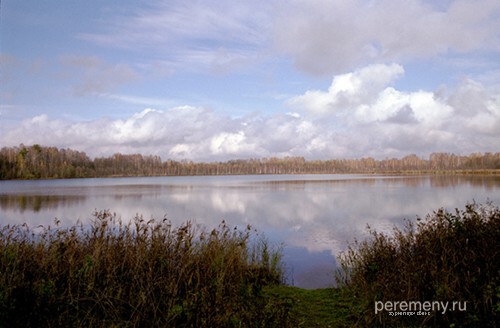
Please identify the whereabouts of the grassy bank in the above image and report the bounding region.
[263,202,500,327]
[262,285,363,327]
[0,212,290,327]
[1,203,499,327]
[335,201,500,327]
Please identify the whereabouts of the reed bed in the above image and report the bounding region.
[336,202,500,327]
[0,211,291,327]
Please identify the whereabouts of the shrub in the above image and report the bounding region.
[0,211,290,327]
[336,202,500,327]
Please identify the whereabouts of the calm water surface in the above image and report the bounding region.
[1,174,499,288]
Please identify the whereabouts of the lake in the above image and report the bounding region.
[1,174,499,288]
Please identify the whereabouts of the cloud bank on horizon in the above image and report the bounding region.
[1,0,499,160]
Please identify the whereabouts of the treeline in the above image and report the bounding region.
[1,144,499,180]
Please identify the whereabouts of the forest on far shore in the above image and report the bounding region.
[1,144,499,180]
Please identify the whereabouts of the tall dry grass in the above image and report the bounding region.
[0,211,291,327]
[336,202,500,327]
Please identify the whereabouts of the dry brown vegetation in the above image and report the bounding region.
[0,211,292,327]
[336,202,500,327]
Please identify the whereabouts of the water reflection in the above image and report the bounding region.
[0,194,85,213]
[0,174,499,288]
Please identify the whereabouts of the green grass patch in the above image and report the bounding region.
[263,285,364,327]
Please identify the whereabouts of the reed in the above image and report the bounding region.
[336,202,500,327]
[0,211,291,327]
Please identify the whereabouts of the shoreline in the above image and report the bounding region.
[2,169,500,181]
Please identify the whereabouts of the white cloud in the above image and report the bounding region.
[286,63,499,156]
[210,131,249,155]
[75,0,500,78]
[274,0,500,75]
[80,1,271,74]
[3,64,500,160]
[288,63,404,114]
[97,93,173,108]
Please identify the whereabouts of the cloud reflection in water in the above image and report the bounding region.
[0,175,498,288]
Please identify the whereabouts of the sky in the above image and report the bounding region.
[1,0,499,161]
